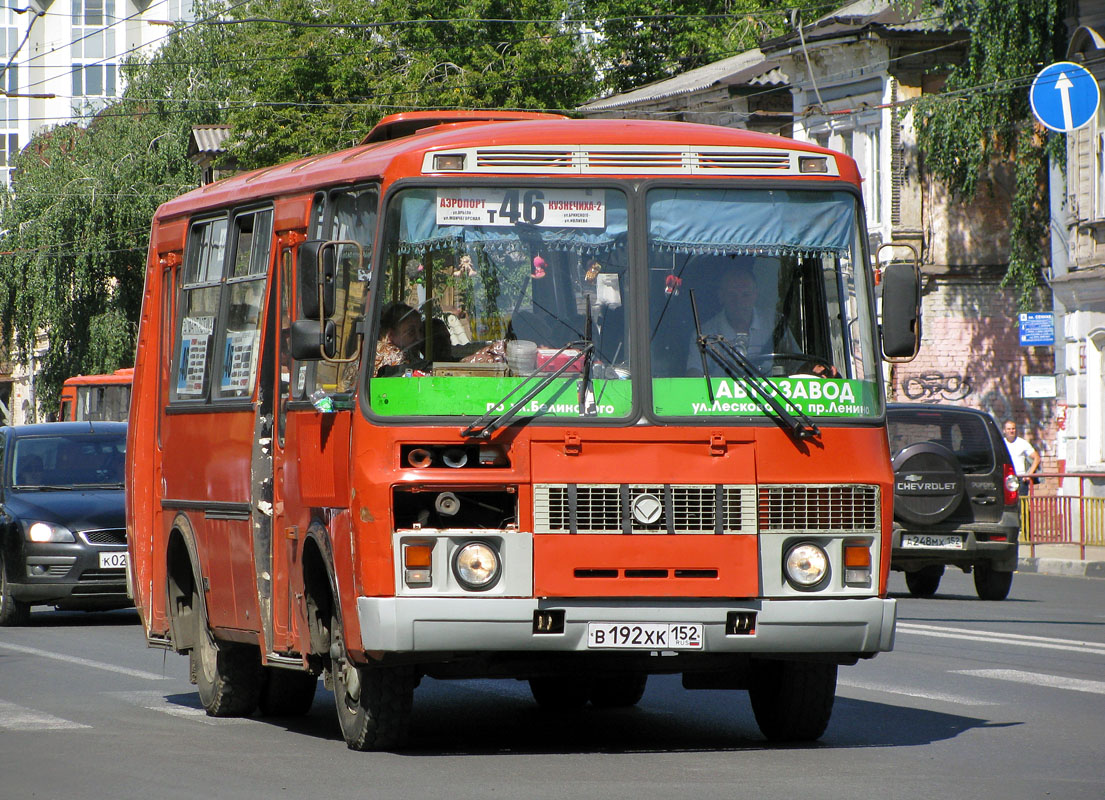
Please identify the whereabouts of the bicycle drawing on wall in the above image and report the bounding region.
[902,371,972,402]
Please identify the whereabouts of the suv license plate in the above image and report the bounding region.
[587,623,703,650]
[902,534,963,550]
[99,551,128,569]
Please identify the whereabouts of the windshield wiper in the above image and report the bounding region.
[578,297,597,416]
[14,485,75,491]
[690,290,820,442]
[461,341,595,439]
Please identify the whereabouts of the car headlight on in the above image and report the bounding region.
[452,541,501,591]
[784,542,829,588]
[26,521,76,543]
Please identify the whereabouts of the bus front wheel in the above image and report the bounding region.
[748,659,836,742]
[190,591,262,717]
[330,611,414,750]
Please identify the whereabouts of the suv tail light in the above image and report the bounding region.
[1003,464,1020,505]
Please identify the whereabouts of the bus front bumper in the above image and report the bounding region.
[356,595,896,656]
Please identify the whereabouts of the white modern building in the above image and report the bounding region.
[0,0,195,185]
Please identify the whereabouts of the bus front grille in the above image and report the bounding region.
[533,483,880,534]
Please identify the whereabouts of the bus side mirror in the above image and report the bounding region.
[289,318,338,361]
[298,240,336,320]
[880,261,922,361]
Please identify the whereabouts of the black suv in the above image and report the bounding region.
[0,422,129,625]
[887,403,1021,600]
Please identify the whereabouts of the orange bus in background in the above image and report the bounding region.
[126,111,921,750]
[59,368,133,422]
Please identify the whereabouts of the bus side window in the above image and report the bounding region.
[215,209,273,400]
[171,217,227,402]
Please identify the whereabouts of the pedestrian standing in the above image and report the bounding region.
[1003,420,1040,495]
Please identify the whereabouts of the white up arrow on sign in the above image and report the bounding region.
[1055,71,1075,132]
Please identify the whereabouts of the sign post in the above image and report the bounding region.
[1030,62,1100,133]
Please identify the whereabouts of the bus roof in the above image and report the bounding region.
[62,368,134,387]
[154,115,860,223]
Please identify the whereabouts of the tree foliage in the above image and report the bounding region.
[914,0,1066,309]
[581,0,831,96]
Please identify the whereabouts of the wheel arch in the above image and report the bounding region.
[165,512,205,654]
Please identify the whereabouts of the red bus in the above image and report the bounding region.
[127,111,920,749]
[59,368,133,422]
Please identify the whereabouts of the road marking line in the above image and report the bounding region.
[0,641,171,681]
[896,623,1105,656]
[837,678,995,706]
[106,691,248,724]
[0,700,90,731]
[955,669,1105,696]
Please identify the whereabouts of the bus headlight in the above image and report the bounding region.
[784,542,829,588]
[452,541,501,591]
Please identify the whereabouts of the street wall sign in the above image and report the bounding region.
[1022,375,1057,400]
[1030,61,1099,133]
[1019,312,1055,346]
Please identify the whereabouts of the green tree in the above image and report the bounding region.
[914,0,1066,309]
[581,0,832,95]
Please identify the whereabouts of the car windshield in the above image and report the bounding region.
[366,185,630,420]
[9,433,126,489]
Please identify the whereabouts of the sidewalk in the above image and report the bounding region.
[1017,543,1105,579]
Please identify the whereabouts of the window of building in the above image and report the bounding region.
[71,0,117,111]
[1087,330,1105,465]
[1094,104,1105,221]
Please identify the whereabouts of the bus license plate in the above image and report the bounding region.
[901,534,963,550]
[99,551,128,569]
[587,623,703,650]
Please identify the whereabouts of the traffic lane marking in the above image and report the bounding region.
[837,678,997,706]
[955,669,1105,696]
[0,700,90,731]
[0,640,172,681]
[896,622,1105,656]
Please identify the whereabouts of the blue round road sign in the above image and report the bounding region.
[1030,61,1100,133]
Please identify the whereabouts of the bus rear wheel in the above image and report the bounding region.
[748,659,836,742]
[590,674,648,708]
[330,611,414,750]
[189,592,262,717]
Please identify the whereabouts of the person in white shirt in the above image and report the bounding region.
[1003,420,1040,495]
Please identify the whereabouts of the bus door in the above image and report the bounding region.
[265,187,377,657]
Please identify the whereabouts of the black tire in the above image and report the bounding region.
[258,668,318,717]
[974,563,1013,601]
[0,550,31,627]
[589,674,648,709]
[189,592,262,717]
[748,660,837,742]
[528,676,590,710]
[330,611,414,750]
[905,565,945,598]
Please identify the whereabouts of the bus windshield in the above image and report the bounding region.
[365,184,880,423]
[647,188,881,420]
[367,185,631,419]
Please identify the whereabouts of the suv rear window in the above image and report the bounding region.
[888,410,994,473]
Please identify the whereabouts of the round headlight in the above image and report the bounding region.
[784,542,829,588]
[452,541,501,591]
[27,522,75,543]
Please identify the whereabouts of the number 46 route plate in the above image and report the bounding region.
[587,623,703,650]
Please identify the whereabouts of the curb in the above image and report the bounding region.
[1018,557,1105,579]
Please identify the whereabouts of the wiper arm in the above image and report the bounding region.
[697,334,821,442]
[578,296,597,416]
[461,341,595,439]
[690,290,715,404]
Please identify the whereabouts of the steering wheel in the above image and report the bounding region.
[751,352,837,377]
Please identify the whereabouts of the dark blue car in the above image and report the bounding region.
[0,421,129,625]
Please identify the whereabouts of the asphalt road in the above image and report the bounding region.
[1,569,1103,800]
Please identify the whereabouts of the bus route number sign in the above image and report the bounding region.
[437,188,605,228]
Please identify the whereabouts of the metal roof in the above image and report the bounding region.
[577,49,786,113]
[188,125,232,157]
